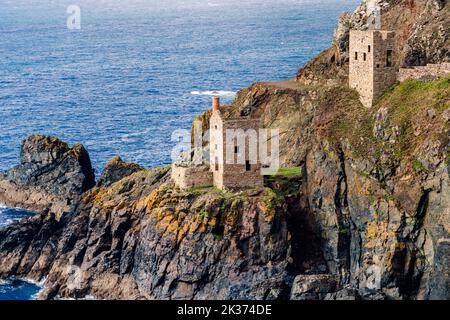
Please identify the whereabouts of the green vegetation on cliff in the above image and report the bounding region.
[328,76,450,170]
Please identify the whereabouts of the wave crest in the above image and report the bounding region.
[190,90,236,97]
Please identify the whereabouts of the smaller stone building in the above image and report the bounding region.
[349,29,397,108]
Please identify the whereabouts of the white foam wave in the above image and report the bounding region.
[190,90,236,97]
[0,277,45,300]
[0,203,34,212]
[19,276,47,287]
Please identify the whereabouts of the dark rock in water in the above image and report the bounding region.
[0,210,59,279]
[0,135,95,218]
[97,156,144,187]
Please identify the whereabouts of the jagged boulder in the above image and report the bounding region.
[0,210,59,279]
[290,275,338,300]
[0,135,95,217]
[324,288,386,300]
[97,156,143,187]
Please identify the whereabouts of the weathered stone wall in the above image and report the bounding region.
[171,164,213,189]
[398,62,450,81]
[174,109,264,190]
[221,163,264,190]
[349,30,397,107]
[372,31,397,103]
[222,118,264,190]
[349,30,375,108]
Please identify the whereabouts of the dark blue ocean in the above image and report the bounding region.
[0,0,360,299]
[0,206,41,300]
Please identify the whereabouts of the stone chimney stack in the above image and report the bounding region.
[212,96,220,112]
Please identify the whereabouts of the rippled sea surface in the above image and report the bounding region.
[0,0,359,174]
[0,206,41,300]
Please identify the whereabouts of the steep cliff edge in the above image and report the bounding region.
[1,76,447,300]
[212,72,449,299]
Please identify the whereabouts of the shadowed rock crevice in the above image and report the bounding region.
[395,189,431,298]
[334,151,352,284]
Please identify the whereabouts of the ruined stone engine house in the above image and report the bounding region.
[349,29,397,108]
[172,97,264,190]
[349,20,449,108]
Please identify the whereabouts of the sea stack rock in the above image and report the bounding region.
[0,135,95,218]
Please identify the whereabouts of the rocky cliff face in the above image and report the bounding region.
[0,0,448,300]
[336,0,449,64]
[0,160,307,299]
